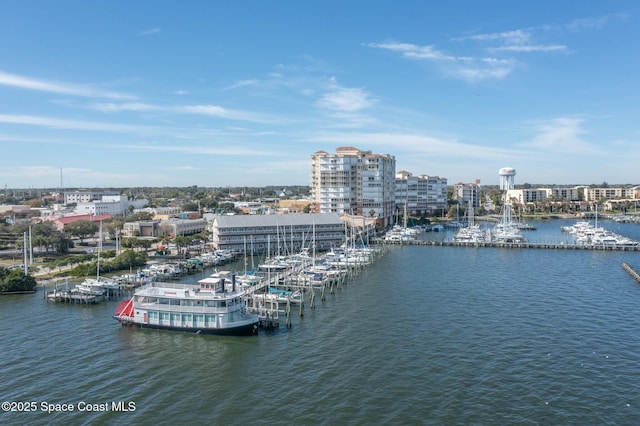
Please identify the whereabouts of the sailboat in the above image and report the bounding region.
[491,195,527,243]
[75,221,120,296]
[385,202,421,242]
[454,202,487,243]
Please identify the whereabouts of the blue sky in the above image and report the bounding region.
[1,1,639,189]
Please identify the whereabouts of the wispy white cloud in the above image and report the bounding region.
[223,79,258,91]
[317,82,373,113]
[174,90,190,95]
[138,28,160,36]
[315,78,376,128]
[367,41,516,82]
[91,102,159,113]
[121,140,277,157]
[370,16,596,82]
[179,105,277,123]
[565,16,611,31]
[456,29,531,45]
[167,165,196,171]
[366,42,452,61]
[0,70,135,100]
[463,14,623,53]
[519,117,601,154]
[0,132,111,150]
[308,131,526,161]
[88,100,278,124]
[450,58,515,82]
[491,44,566,53]
[0,113,149,132]
[458,28,567,54]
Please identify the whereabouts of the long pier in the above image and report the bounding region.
[622,263,640,283]
[375,239,640,251]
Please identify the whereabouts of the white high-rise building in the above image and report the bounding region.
[395,171,448,216]
[311,147,396,227]
[454,182,481,209]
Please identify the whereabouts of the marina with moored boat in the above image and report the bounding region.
[42,215,640,338]
[111,243,386,334]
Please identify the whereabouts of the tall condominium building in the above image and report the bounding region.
[311,147,396,227]
[395,171,448,216]
[453,182,481,209]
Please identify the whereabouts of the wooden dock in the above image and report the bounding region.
[622,263,640,284]
[375,239,640,251]
[46,290,102,304]
[44,282,125,304]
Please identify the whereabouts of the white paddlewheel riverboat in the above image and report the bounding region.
[114,277,259,336]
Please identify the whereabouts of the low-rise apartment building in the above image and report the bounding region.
[583,186,640,202]
[122,218,207,238]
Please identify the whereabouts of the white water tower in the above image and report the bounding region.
[498,167,516,191]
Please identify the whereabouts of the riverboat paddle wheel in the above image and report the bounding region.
[114,298,134,323]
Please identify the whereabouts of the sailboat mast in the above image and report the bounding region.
[243,236,247,275]
[97,220,103,280]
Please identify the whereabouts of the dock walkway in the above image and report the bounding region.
[375,239,640,251]
[622,263,640,283]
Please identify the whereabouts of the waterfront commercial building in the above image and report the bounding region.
[311,147,396,227]
[122,218,207,238]
[211,213,345,254]
[160,218,208,238]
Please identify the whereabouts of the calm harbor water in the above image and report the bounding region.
[2,219,640,425]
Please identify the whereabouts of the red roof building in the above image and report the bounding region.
[51,214,112,231]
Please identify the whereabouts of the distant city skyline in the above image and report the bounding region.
[1,1,639,188]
